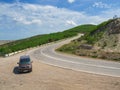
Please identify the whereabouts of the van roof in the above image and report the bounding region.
[20,55,30,59]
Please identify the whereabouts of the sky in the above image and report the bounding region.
[0,0,120,40]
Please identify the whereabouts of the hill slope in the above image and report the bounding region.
[57,18,120,61]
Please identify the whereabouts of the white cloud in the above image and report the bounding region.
[68,0,75,3]
[93,2,111,8]
[20,19,42,25]
[66,20,77,26]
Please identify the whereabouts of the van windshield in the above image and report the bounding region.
[20,58,30,64]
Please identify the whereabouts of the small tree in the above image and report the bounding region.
[113,15,118,19]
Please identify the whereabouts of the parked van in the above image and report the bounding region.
[17,55,33,73]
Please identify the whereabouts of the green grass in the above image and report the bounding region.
[56,41,80,54]
[0,24,96,56]
[64,24,96,34]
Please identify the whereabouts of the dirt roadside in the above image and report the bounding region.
[0,47,120,90]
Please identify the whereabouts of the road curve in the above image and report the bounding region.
[30,34,120,77]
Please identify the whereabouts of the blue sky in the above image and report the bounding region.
[0,0,120,40]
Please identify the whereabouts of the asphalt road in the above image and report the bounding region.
[30,35,120,77]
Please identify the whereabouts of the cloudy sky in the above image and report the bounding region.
[0,0,120,40]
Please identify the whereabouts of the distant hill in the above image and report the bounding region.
[0,40,13,45]
[57,18,120,61]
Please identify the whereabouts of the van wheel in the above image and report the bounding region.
[18,70,22,73]
[30,68,32,72]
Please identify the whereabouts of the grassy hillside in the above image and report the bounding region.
[0,24,96,56]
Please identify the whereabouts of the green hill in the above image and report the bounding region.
[0,24,96,56]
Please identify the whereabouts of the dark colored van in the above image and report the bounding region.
[17,55,33,73]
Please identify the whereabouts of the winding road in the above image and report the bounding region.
[30,34,120,77]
